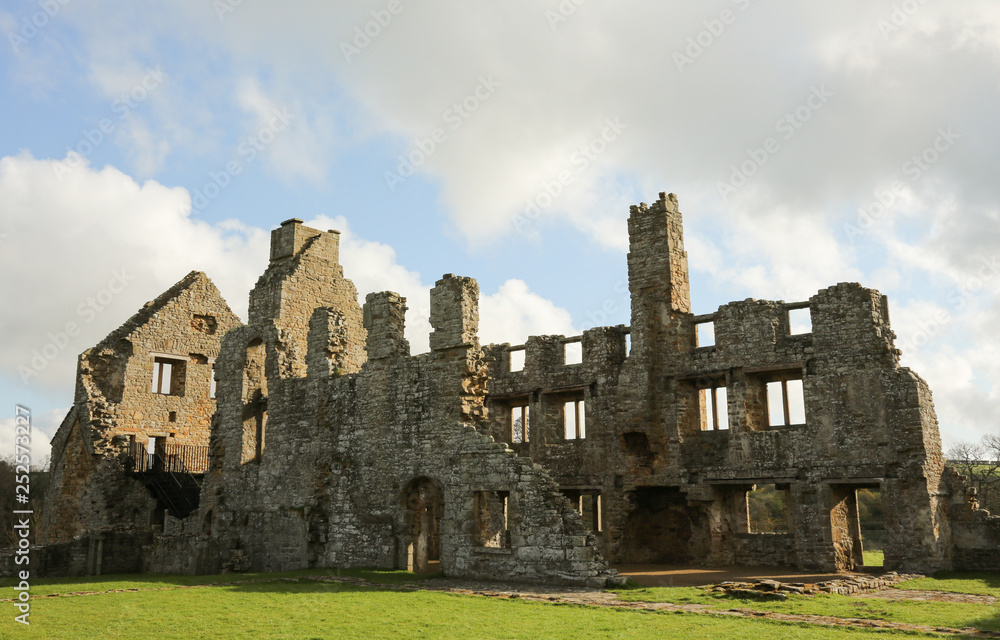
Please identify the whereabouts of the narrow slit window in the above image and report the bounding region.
[210,367,217,399]
[564,399,586,440]
[625,333,632,356]
[509,348,525,373]
[564,341,583,365]
[510,403,530,443]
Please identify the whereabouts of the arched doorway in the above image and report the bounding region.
[400,477,444,574]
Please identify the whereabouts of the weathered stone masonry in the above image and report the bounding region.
[32,194,999,582]
[39,272,241,573]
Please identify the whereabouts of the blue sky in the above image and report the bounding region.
[1,0,999,460]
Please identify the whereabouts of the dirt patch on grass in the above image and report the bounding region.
[858,589,999,605]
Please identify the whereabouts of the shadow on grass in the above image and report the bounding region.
[926,571,1000,588]
[0,568,438,596]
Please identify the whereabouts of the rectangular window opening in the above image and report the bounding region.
[701,383,729,431]
[562,490,603,533]
[564,340,583,365]
[748,484,789,534]
[210,367,218,399]
[696,321,716,347]
[788,307,812,335]
[766,377,806,426]
[510,403,530,444]
[151,357,186,396]
[509,348,525,373]
[563,399,586,440]
[625,333,632,357]
[474,490,510,549]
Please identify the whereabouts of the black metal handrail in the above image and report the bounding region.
[122,442,210,475]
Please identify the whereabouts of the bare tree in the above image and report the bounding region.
[948,435,1000,514]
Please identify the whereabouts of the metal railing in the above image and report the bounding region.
[121,442,210,475]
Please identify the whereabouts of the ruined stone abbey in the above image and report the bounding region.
[29,193,1000,584]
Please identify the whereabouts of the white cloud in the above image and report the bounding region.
[0,153,580,406]
[0,152,269,394]
[0,408,67,468]
[480,279,579,346]
[306,217,582,352]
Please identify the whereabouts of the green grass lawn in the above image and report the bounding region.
[0,567,428,598]
[898,572,1000,598]
[862,549,884,567]
[0,571,945,640]
[613,572,1000,633]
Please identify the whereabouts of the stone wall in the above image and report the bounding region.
[34,195,999,581]
[195,224,616,586]
[481,192,982,575]
[41,271,241,545]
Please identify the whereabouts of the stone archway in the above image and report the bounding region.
[400,477,444,574]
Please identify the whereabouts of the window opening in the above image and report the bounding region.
[766,378,806,426]
[474,491,510,549]
[700,381,729,431]
[696,321,715,347]
[510,403,530,444]
[788,307,812,335]
[564,340,582,365]
[564,399,586,439]
[509,348,525,373]
[151,357,186,396]
[747,484,789,533]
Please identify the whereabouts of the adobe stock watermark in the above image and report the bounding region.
[18,269,136,384]
[878,0,928,40]
[341,0,412,62]
[674,0,753,73]
[511,117,628,234]
[716,84,834,200]
[12,405,33,626]
[52,66,167,181]
[545,0,589,31]
[844,126,960,242]
[188,107,295,213]
[213,0,244,20]
[896,255,1000,355]
[7,0,72,54]
[384,75,500,191]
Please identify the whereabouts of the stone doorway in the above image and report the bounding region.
[619,486,696,564]
[400,477,444,574]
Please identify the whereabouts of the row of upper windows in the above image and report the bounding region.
[504,373,807,440]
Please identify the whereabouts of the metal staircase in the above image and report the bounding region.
[121,442,209,519]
